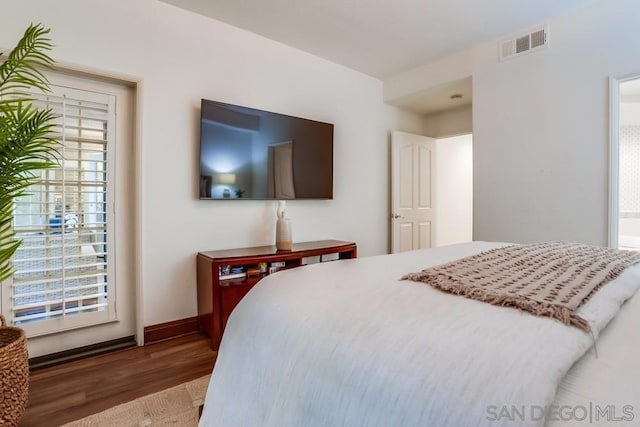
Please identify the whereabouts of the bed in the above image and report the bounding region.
[199,242,640,426]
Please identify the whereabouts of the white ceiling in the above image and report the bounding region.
[160,0,593,80]
[160,0,593,115]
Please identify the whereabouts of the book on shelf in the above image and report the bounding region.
[219,272,247,281]
[219,265,246,280]
[321,252,339,262]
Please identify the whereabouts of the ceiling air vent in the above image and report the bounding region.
[500,26,548,61]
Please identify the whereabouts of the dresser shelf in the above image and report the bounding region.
[196,239,357,350]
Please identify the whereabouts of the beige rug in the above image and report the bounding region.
[62,375,210,426]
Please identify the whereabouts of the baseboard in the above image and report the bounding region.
[29,318,200,370]
[144,316,199,345]
[29,336,137,371]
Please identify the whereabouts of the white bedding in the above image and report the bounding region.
[200,242,640,426]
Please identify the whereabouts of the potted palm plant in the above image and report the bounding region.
[0,23,58,425]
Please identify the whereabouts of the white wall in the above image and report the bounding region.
[434,135,473,246]
[0,0,419,335]
[385,0,640,246]
[423,106,472,138]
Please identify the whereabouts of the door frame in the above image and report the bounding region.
[608,74,640,249]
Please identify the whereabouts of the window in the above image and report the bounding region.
[2,85,116,337]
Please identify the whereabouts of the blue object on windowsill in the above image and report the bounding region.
[49,217,62,233]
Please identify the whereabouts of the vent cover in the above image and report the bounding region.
[500,26,548,61]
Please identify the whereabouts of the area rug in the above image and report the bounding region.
[62,375,210,426]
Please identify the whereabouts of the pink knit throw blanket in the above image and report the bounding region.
[401,242,640,332]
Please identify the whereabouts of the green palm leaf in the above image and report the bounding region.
[0,24,54,104]
[0,23,58,283]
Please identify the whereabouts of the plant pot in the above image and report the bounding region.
[0,314,29,425]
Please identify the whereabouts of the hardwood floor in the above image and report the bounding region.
[21,333,217,426]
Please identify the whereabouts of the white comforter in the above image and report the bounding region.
[200,242,640,426]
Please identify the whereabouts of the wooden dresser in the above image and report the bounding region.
[196,240,357,349]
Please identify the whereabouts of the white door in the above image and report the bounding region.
[391,131,437,253]
[1,71,137,357]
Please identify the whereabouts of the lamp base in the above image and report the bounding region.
[276,240,292,251]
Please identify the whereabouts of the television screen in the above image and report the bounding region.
[199,99,334,200]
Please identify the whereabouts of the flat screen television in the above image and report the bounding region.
[199,99,334,200]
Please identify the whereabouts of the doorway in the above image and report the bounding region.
[435,134,473,246]
[0,70,139,358]
[390,131,473,253]
[387,76,473,253]
[610,75,640,250]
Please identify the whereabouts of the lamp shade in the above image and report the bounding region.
[216,173,236,185]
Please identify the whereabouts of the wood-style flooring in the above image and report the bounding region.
[21,333,217,426]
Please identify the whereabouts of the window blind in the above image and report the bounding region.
[7,86,115,334]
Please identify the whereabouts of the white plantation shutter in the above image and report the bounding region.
[3,85,116,336]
